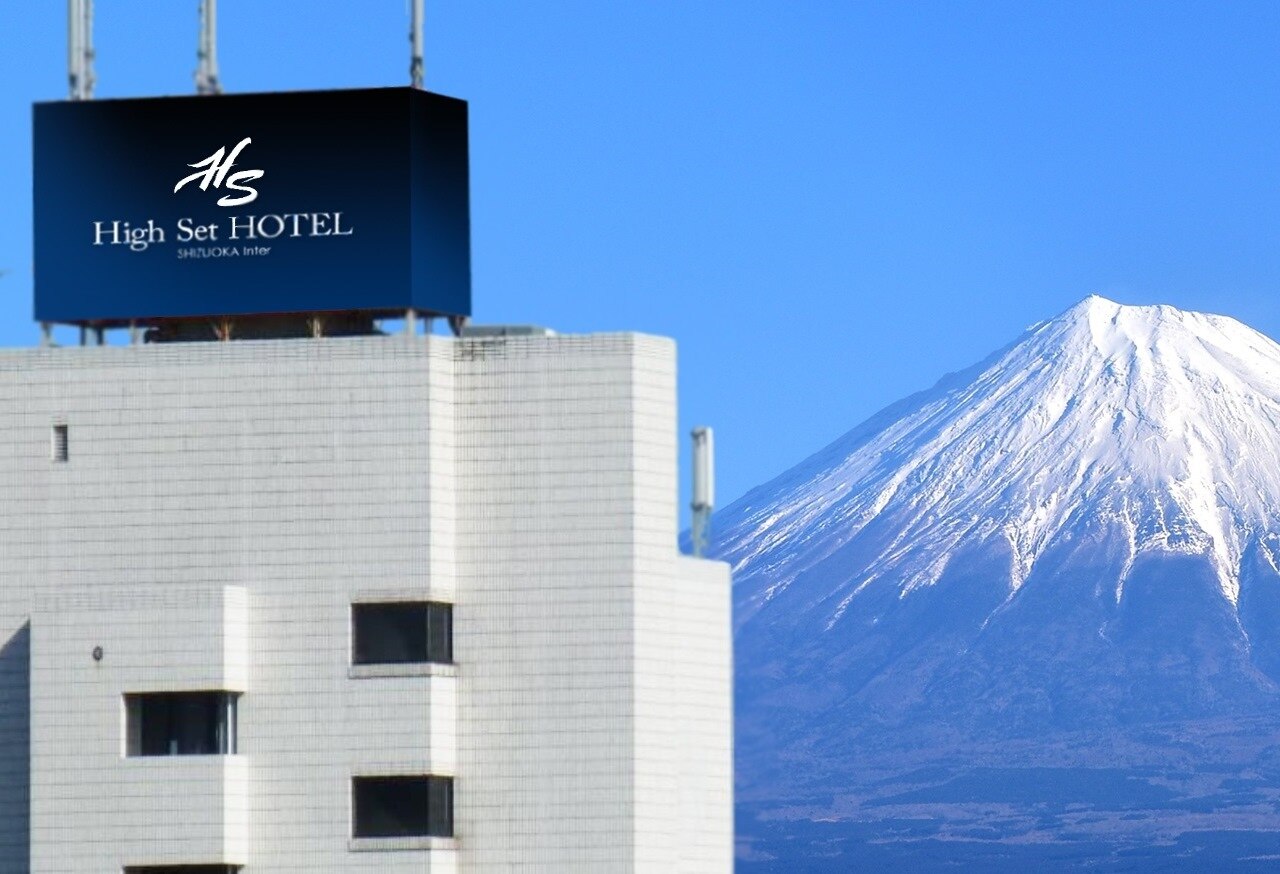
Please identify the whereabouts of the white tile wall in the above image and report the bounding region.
[31,586,249,872]
[0,331,728,872]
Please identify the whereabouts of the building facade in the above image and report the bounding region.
[0,329,730,872]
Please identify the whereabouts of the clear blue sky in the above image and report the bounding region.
[3,2,1280,516]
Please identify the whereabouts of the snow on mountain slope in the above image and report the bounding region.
[717,296,1280,632]
[728,297,1280,871]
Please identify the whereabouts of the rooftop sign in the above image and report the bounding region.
[33,87,470,325]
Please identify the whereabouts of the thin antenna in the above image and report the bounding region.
[82,0,95,98]
[197,0,222,95]
[410,0,425,88]
[68,0,96,100]
[691,426,715,557]
[67,0,88,99]
[67,0,80,99]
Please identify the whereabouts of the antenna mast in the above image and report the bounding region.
[197,0,222,95]
[410,0,425,88]
[83,0,95,98]
[691,427,715,557]
[68,0,95,100]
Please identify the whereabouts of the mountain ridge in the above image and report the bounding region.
[719,295,1280,628]
[727,295,1280,870]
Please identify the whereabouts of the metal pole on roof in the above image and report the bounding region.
[82,0,96,98]
[691,427,716,557]
[67,0,80,99]
[68,0,86,99]
[69,0,96,100]
[410,0,425,88]
[197,0,222,95]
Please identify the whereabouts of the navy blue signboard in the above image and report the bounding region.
[33,87,470,324]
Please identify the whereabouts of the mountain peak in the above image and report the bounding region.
[732,298,1280,867]
[1048,295,1240,355]
[1067,291,1120,313]
[718,298,1280,622]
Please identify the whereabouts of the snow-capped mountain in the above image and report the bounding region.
[725,297,1280,870]
[723,295,1280,624]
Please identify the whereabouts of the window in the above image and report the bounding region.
[125,692,238,756]
[352,775,453,838]
[352,602,452,665]
[123,867,240,873]
[51,424,68,462]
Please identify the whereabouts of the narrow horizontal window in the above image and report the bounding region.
[352,775,453,838]
[123,867,240,873]
[51,424,68,462]
[352,601,452,666]
[125,692,239,757]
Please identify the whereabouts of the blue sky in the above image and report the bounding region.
[3,2,1280,515]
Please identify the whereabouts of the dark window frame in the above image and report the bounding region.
[124,691,239,757]
[352,775,454,838]
[51,424,68,462]
[351,601,453,666]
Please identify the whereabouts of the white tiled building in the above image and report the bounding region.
[0,329,731,873]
